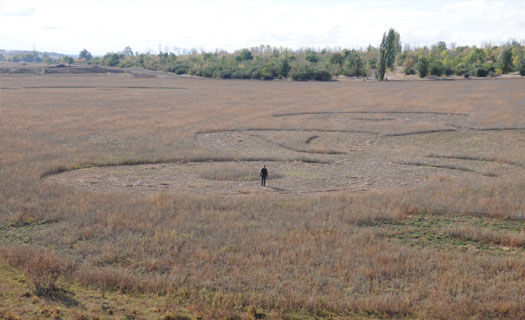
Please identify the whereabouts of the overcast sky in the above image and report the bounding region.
[1,0,524,55]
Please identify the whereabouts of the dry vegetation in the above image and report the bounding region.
[0,72,524,319]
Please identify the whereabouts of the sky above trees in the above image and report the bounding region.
[1,0,524,55]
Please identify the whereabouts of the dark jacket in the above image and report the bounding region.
[260,168,268,178]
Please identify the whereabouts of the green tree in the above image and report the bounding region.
[279,58,291,77]
[329,52,344,65]
[343,50,364,77]
[376,28,400,80]
[122,46,133,56]
[429,61,444,76]
[498,46,513,73]
[417,56,429,78]
[62,56,74,64]
[103,53,121,66]
[376,33,387,80]
[305,52,319,63]
[518,54,525,76]
[403,54,417,75]
[236,49,253,61]
[385,28,400,69]
[79,49,93,61]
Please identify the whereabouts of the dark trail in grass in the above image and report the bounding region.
[384,129,456,136]
[399,161,497,177]
[427,153,522,166]
[447,124,525,131]
[40,157,331,179]
[272,110,469,117]
[466,127,525,131]
[249,134,346,155]
[196,127,457,137]
[195,127,380,135]
[305,135,319,144]
[15,86,186,90]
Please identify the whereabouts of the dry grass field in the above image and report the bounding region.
[0,72,524,319]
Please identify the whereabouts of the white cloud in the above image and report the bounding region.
[1,6,34,16]
[0,0,524,55]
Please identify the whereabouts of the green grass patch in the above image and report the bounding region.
[383,214,524,252]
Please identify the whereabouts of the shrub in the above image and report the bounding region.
[62,56,74,65]
[231,69,251,79]
[342,50,364,77]
[261,63,277,80]
[279,58,291,78]
[498,46,513,73]
[250,69,262,80]
[290,61,313,81]
[403,56,417,75]
[236,49,253,61]
[329,52,344,65]
[103,53,121,67]
[429,61,444,76]
[417,56,429,78]
[291,70,312,81]
[167,62,189,74]
[313,69,332,81]
[305,52,319,63]
[475,67,489,77]
[455,63,468,76]
[444,65,454,76]
[518,55,525,76]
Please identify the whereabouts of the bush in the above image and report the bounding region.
[62,56,74,65]
[103,53,121,67]
[444,65,454,76]
[313,69,332,81]
[231,69,251,79]
[305,52,319,63]
[455,63,468,76]
[518,55,525,76]
[261,63,277,80]
[475,67,489,77]
[329,53,344,65]
[342,50,364,77]
[291,70,312,81]
[167,62,190,74]
[403,56,417,75]
[430,61,444,76]
[236,49,253,61]
[279,58,291,78]
[250,69,262,80]
[417,56,429,78]
[498,46,513,73]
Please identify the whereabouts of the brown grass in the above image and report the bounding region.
[0,74,524,319]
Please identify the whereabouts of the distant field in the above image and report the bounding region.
[0,73,524,319]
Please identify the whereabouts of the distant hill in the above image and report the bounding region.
[0,49,71,59]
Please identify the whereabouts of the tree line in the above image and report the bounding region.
[3,29,525,80]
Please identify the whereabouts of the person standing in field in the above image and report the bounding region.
[260,166,268,186]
